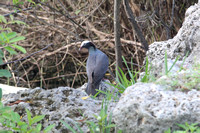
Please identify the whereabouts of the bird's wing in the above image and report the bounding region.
[92,50,109,84]
[86,54,96,83]
[86,49,109,85]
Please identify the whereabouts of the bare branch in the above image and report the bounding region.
[0,43,53,66]
[123,0,149,51]
[38,1,86,33]
[3,7,33,17]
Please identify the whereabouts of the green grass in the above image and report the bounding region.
[108,56,152,94]
[156,63,200,91]
[165,122,200,133]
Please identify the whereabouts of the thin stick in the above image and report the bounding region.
[0,43,53,66]
[3,7,33,17]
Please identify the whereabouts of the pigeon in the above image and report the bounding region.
[79,41,109,96]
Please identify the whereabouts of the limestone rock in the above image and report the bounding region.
[2,86,117,132]
[0,84,29,95]
[113,83,200,133]
[145,2,200,77]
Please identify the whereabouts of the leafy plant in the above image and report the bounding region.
[0,88,2,101]
[108,56,153,94]
[165,122,200,133]
[178,51,189,72]
[164,50,180,75]
[141,57,152,82]
[0,15,26,78]
[176,122,200,133]
[93,99,115,133]
[109,56,138,93]
[12,0,25,6]
[0,102,55,133]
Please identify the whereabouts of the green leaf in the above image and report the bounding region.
[0,69,11,78]
[0,15,7,24]
[85,120,97,132]
[10,14,14,21]
[11,112,21,123]
[9,36,25,43]
[164,128,171,133]
[176,123,187,130]
[0,58,3,65]
[12,127,20,131]
[141,57,150,82]
[61,120,77,133]
[0,103,11,113]
[17,121,26,126]
[36,123,42,132]
[14,20,26,25]
[27,0,36,4]
[31,115,45,125]
[75,10,81,15]
[8,20,26,25]
[0,130,13,133]
[106,112,113,133]
[165,50,168,75]
[117,130,123,133]
[0,49,3,58]
[2,112,12,120]
[26,109,32,126]
[74,123,84,133]
[0,34,5,43]
[43,124,55,133]
[0,88,2,100]
[168,55,180,73]
[6,32,17,40]
[105,124,116,128]
[20,124,28,131]
[1,32,9,43]
[10,121,16,128]
[4,46,17,55]
[11,44,26,53]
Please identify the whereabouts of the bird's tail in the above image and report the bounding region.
[86,82,100,96]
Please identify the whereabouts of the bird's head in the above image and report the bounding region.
[79,41,96,51]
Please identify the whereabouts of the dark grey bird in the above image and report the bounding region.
[79,41,109,96]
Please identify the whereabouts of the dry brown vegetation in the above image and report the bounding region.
[0,0,197,89]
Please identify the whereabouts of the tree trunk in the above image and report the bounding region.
[114,0,123,76]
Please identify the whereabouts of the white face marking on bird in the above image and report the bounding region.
[81,40,90,47]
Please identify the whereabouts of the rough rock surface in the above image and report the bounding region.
[113,83,200,133]
[146,2,200,77]
[2,86,117,132]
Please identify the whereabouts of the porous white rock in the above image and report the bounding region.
[0,84,29,95]
[2,86,117,132]
[145,2,200,77]
[113,83,200,133]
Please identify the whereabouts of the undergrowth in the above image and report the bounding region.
[165,122,200,133]
[0,101,55,132]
